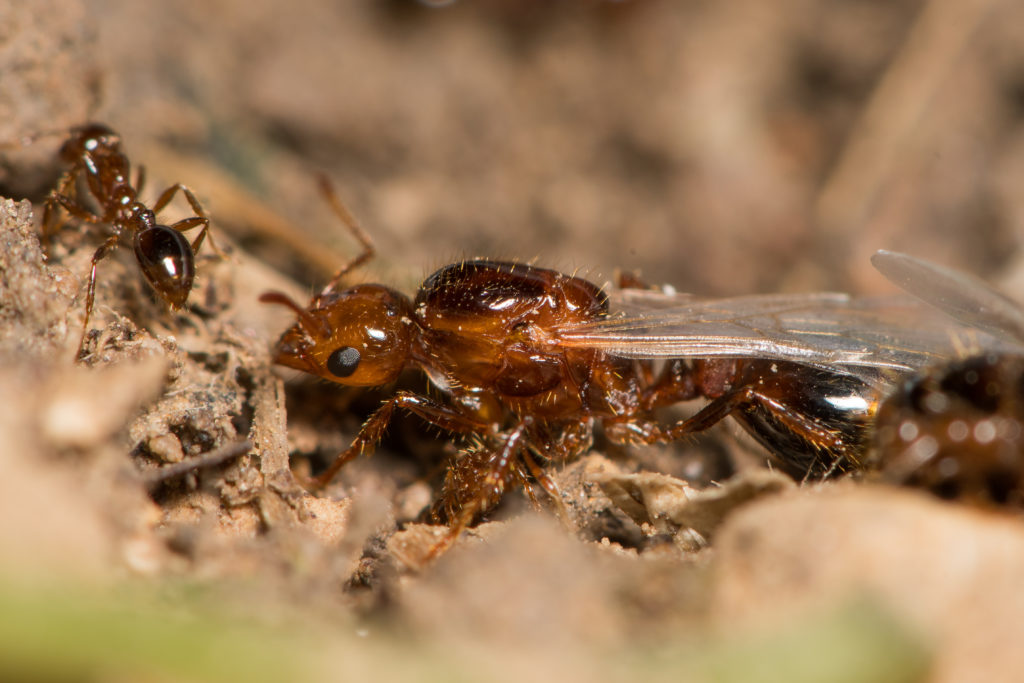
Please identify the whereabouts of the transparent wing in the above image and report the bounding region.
[871,250,1024,344]
[553,288,1020,387]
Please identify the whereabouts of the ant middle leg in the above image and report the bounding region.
[42,175,104,245]
[638,358,700,411]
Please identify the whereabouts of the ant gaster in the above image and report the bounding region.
[41,123,221,357]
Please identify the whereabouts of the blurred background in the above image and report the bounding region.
[5,0,1023,299]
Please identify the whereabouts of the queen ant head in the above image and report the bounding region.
[261,284,415,386]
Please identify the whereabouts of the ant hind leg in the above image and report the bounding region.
[607,383,858,480]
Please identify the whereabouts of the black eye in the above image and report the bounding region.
[327,346,361,378]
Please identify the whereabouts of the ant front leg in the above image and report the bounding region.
[152,183,226,259]
[42,169,80,242]
[313,390,489,489]
[43,181,104,247]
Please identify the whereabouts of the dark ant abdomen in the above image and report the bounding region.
[133,219,197,309]
[727,359,875,478]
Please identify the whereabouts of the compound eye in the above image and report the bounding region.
[326,346,361,378]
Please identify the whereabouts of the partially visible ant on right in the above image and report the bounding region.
[34,122,223,358]
[868,250,1024,509]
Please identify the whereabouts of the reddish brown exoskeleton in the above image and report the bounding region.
[261,199,1007,553]
[39,123,221,357]
[868,250,1024,508]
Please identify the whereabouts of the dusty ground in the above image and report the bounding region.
[3,1,1024,681]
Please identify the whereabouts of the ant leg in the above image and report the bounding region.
[75,234,120,359]
[479,417,533,499]
[151,181,200,214]
[512,461,543,510]
[51,192,104,224]
[5,126,80,244]
[42,172,73,240]
[152,183,227,258]
[430,418,532,558]
[41,169,95,243]
[608,383,850,461]
[639,358,700,411]
[44,191,106,255]
[317,174,376,294]
[313,390,488,489]
[434,444,527,525]
[519,447,571,527]
[135,164,146,197]
[167,215,213,252]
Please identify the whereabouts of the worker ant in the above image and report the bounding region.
[38,122,221,357]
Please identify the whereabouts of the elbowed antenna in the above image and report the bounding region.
[259,291,330,339]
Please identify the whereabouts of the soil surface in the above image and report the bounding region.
[2,2,1024,682]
